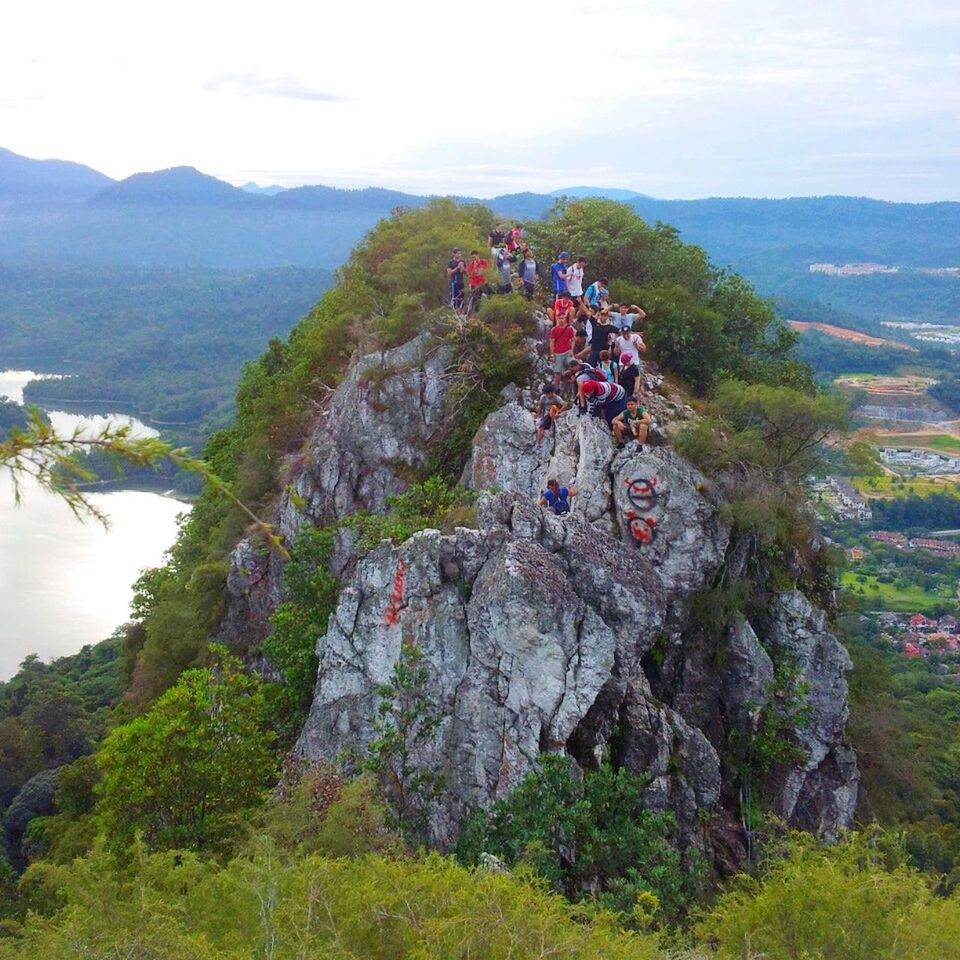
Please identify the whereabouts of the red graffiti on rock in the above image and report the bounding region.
[385,558,407,625]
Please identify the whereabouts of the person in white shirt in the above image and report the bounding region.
[565,257,586,304]
[614,329,645,363]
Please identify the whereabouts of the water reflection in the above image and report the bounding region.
[0,370,188,680]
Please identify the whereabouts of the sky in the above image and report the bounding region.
[2,0,960,201]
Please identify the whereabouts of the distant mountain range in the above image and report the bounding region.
[1,147,959,283]
[0,147,113,203]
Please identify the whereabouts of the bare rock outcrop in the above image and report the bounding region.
[214,329,858,863]
[217,333,453,648]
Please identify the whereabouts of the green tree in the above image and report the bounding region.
[362,640,445,843]
[261,527,340,741]
[456,754,688,927]
[96,647,278,851]
[697,829,960,960]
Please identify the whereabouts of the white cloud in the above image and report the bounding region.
[0,0,958,199]
[201,72,350,102]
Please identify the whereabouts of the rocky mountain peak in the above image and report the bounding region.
[219,322,859,865]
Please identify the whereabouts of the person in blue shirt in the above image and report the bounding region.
[551,252,570,296]
[539,477,577,515]
[584,276,609,308]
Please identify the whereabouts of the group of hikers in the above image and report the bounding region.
[445,223,654,517]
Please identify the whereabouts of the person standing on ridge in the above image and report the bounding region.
[548,314,576,387]
[447,247,466,311]
[584,276,610,309]
[488,223,506,258]
[566,256,586,305]
[610,302,646,333]
[466,250,493,311]
[518,250,538,299]
[495,246,515,293]
[587,309,617,366]
[551,252,570,297]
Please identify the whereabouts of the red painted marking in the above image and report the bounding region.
[384,558,407,625]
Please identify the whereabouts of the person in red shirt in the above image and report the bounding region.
[466,250,493,312]
[547,295,575,325]
[548,315,577,386]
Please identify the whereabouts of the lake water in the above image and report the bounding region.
[0,370,189,679]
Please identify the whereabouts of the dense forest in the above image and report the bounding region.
[3,199,960,956]
[2,264,332,443]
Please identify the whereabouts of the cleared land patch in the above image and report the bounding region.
[834,373,937,397]
[840,572,956,613]
[876,433,960,454]
[852,474,960,499]
[789,320,916,350]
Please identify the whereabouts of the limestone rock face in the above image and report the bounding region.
[295,491,726,849]
[284,333,454,532]
[214,331,859,862]
[217,334,454,649]
[762,591,859,838]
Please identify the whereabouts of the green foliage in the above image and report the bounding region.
[843,437,884,476]
[427,297,536,477]
[342,477,476,553]
[4,264,333,460]
[870,491,960,532]
[96,647,278,852]
[361,641,445,843]
[675,381,847,602]
[261,527,339,741]
[697,829,960,960]
[455,754,689,927]
[841,614,960,828]
[728,661,811,776]
[526,199,811,393]
[262,768,404,859]
[0,638,119,823]
[0,399,34,439]
[675,379,850,480]
[0,842,663,959]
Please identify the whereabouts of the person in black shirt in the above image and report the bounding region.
[488,223,506,255]
[588,312,616,366]
[447,247,466,310]
[619,352,641,398]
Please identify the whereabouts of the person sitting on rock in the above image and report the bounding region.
[539,477,577,515]
[547,294,576,326]
[580,378,628,426]
[534,385,569,444]
[611,396,651,447]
